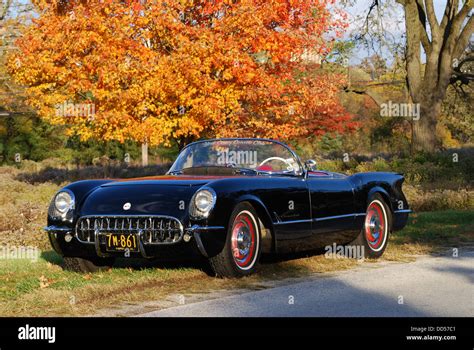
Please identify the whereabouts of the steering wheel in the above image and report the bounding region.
[258,157,294,172]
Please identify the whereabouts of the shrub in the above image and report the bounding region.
[404,185,474,212]
[15,163,172,185]
[0,172,58,250]
[315,149,473,189]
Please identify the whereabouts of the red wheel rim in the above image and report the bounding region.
[364,201,386,250]
[231,211,257,269]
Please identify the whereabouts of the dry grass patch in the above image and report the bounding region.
[0,168,60,250]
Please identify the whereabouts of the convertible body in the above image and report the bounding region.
[45,138,410,277]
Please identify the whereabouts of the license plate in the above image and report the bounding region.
[105,233,139,252]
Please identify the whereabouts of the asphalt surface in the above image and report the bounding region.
[139,250,474,317]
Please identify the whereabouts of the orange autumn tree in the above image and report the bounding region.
[9,0,353,164]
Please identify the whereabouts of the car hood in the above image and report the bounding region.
[79,175,224,218]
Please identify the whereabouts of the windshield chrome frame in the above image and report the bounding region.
[168,138,305,177]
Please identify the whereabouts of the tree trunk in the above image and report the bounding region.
[141,142,148,167]
[395,0,474,153]
[412,98,441,152]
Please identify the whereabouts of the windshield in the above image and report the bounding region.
[169,139,302,175]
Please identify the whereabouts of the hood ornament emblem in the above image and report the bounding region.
[123,202,131,211]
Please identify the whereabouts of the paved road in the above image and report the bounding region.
[139,250,474,317]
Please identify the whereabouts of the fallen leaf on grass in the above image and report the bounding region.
[39,275,51,288]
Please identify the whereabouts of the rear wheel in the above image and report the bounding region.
[63,256,115,273]
[351,194,391,259]
[209,202,261,278]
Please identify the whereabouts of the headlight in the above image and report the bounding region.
[54,190,75,215]
[190,188,216,219]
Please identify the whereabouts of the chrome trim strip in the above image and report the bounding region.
[273,219,312,225]
[186,225,225,233]
[315,213,366,222]
[394,209,412,214]
[273,213,367,225]
[44,226,72,233]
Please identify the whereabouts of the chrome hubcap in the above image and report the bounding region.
[236,229,251,256]
[368,216,381,238]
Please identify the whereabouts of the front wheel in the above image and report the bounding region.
[209,202,261,278]
[350,194,391,259]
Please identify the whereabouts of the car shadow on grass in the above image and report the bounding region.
[40,248,326,279]
[260,247,327,264]
[40,250,63,265]
[40,249,216,275]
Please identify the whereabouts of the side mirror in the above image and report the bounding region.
[305,159,317,171]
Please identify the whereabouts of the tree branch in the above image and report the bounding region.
[440,0,459,33]
[454,14,474,59]
[424,0,440,38]
[453,0,473,26]
[449,0,473,48]
[413,0,433,54]
[436,1,473,95]
[0,0,13,21]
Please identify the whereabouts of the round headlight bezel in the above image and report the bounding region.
[190,188,216,219]
[54,190,75,216]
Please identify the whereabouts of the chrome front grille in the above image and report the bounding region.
[75,215,184,245]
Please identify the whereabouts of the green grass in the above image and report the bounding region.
[391,210,474,246]
[0,210,472,316]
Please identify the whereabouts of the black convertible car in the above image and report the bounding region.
[45,138,411,277]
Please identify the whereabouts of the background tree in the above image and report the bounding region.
[398,0,473,152]
[443,40,474,144]
[8,0,354,165]
[359,54,388,79]
[345,0,473,152]
[0,0,44,163]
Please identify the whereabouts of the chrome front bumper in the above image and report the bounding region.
[44,224,226,258]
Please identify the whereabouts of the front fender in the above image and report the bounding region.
[204,192,275,254]
[47,180,115,226]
